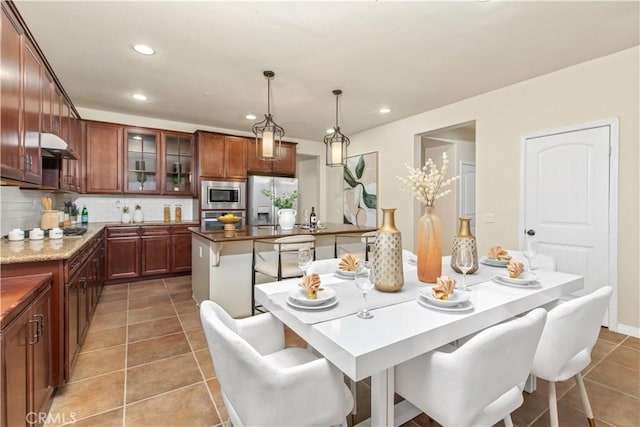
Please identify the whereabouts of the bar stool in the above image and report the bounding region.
[333,231,376,261]
[251,235,316,315]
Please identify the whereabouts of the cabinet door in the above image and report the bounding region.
[61,117,82,192]
[66,278,80,374]
[171,230,192,273]
[106,237,141,280]
[31,286,52,416]
[77,272,89,345]
[246,139,273,175]
[125,127,160,194]
[3,306,29,427]
[85,122,123,193]
[197,132,224,178]
[41,73,53,134]
[22,41,43,185]
[141,229,171,276]
[272,142,297,177]
[0,9,22,181]
[163,132,193,195]
[224,136,248,178]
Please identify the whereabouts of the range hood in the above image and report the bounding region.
[41,132,78,160]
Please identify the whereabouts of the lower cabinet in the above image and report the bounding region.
[171,225,193,272]
[141,227,171,276]
[1,275,52,427]
[105,227,141,280]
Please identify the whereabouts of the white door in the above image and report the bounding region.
[523,122,615,326]
[459,161,476,234]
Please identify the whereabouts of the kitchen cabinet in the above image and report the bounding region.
[125,127,160,194]
[196,131,248,180]
[171,225,193,272]
[1,274,52,427]
[141,226,171,276]
[59,117,82,192]
[85,121,123,193]
[247,140,297,177]
[22,41,43,185]
[106,227,141,280]
[163,131,194,195]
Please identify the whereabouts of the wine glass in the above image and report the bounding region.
[456,247,474,292]
[297,248,312,276]
[523,234,538,273]
[355,262,374,319]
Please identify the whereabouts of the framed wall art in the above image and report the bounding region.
[343,151,378,226]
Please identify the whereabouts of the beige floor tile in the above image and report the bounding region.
[170,289,194,302]
[598,327,626,344]
[285,326,307,348]
[194,349,216,380]
[163,275,192,286]
[128,278,165,290]
[88,311,127,332]
[125,382,219,426]
[128,285,170,299]
[99,292,128,304]
[127,293,172,310]
[185,327,208,351]
[405,413,442,427]
[586,359,640,398]
[126,353,202,404]
[93,299,129,316]
[173,300,199,315]
[127,332,191,367]
[81,326,126,352]
[101,283,129,294]
[560,378,640,426]
[48,371,125,422]
[621,336,640,351]
[179,311,203,331]
[70,345,126,382]
[63,407,123,427]
[591,338,617,361]
[127,304,176,325]
[513,387,555,427]
[605,345,640,371]
[127,316,183,343]
[165,281,192,293]
[530,402,614,427]
[206,378,228,423]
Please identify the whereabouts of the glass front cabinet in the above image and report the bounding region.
[125,128,160,194]
[163,132,193,195]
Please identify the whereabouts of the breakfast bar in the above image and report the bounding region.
[190,223,377,317]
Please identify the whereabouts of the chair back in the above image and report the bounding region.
[307,258,340,275]
[273,235,316,252]
[200,301,278,426]
[532,286,612,381]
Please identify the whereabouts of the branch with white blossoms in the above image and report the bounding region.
[396,152,459,207]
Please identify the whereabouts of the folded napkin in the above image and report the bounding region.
[507,260,525,278]
[488,246,511,260]
[432,276,456,300]
[338,253,360,272]
[301,273,322,299]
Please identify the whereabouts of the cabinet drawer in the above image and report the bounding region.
[107,226,140,238]
[171,225,193,235]
[141,226,170,236]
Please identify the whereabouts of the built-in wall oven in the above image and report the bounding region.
[201,210,246,232]
[201,180,246,211]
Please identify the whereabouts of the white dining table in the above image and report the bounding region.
[255,262,583,427]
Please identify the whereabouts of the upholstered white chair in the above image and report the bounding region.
[251,235,316,314]
[531,286,612,427]
[307,258,340,275]
[200,300,353,427]
[395,308,547,427]
[509,250,556,271]
[334,231,376,261]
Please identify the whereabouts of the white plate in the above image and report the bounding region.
[416,295,474,312]
[480,256,509,267]
[334,269,357,279]
[492,277,541,289]
[286,296,338,310]
[418,287,471,307]
[289,287,337,306]
[495,271,537,285]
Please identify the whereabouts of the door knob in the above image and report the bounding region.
[526,229,536,236]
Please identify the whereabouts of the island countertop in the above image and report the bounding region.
[189,223,377,243]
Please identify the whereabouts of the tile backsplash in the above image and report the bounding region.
[0,186,197,235]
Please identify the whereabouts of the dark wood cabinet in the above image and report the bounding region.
[171,225,193,272]
[22,41,43,185]
[124,127,161,194]
[141,226,171,276]
[224,136,249,178]
[106,227,141,280]
[196,132,248,180]
[85,121,123,193]
[2,302,30,427]
[247,140,297,177]
[163,131,194,195]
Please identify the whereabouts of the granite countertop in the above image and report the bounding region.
[1,273,52,327]
[190,223,378,243]
[0,221,199,265]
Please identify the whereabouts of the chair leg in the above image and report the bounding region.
[575,373,596,426]
[251,247,257,316]
[349,378,357,424]
[503,415,514,427]
[548,381,559,427]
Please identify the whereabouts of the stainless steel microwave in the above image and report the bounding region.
[201,180,246,210]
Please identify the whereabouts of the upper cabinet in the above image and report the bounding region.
[247,140,297,177]
[124,128,160,194]
[163,131,194,195]
[196,131,248,180]
[85,121,123,194]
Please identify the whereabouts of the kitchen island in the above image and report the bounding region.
[190,223,377,317]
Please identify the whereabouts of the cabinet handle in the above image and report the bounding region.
[35,314,45,337]
[28,319,39,344]
[79,279,87,294]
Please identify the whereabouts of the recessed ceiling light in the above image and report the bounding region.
[245,114,257,120]
[326,128,334,134]
[379,107,391,114]
[133,44,155,55]
[132,93,148,101]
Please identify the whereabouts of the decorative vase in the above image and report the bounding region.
[417,206,442,283]
[121,213,131,224]
[133,208,144,223]
[277,208,297,230]
[372,208,404,292]
[451,217,479,274]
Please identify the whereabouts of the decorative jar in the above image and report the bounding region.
[450,217,478,274]
[278,208,296,230]
[372,208,404,292]
[417,206,442,283]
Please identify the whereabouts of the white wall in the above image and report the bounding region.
[339,47,639,330]
[296,156,320,224]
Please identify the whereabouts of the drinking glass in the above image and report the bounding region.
[456,247,474,292]
[523,235,538,273]
[355,262,374,319]
[297,248,312,276]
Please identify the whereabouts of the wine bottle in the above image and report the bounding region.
[309,206,318,231]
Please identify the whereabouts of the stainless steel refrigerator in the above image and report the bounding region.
[247,176,298,226]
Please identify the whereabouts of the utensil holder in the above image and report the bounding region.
[41,210,59,229]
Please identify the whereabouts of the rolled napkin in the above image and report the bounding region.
[301,273,323,299]
[488,246,512,260]
[338,253,360,272]
[507,260,525,278]
[432,276,456,300]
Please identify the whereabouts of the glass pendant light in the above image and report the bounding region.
[324,89,350,167]
[252,70,283,161]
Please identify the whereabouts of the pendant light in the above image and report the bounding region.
[324,89,350,167]
[252,70,283,161]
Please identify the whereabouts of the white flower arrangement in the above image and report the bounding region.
[397,153,459,207]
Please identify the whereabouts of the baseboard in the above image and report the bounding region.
[615,323,640,338]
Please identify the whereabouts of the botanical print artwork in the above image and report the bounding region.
[344,152,378,226]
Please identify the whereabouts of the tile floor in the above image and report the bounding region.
[45,276,639,426]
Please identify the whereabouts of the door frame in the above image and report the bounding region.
[458,160,476,232]
[519,118,619,331]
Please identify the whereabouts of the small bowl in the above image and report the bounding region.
[49,228,64,239]
[217,216,241,225]
[29,228,44,240]
[8,228,24,241]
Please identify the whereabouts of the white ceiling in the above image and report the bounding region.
[15,1,639,142]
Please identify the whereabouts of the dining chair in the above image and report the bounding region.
[509,250,556,271]
[531,286,612,427]
[200,300,354,426]
[307,258,340,275]
[334,231,376,261]
[251,235,316,314]
[395,308,547,427]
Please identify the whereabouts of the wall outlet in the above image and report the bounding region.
[483,213,496,223]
